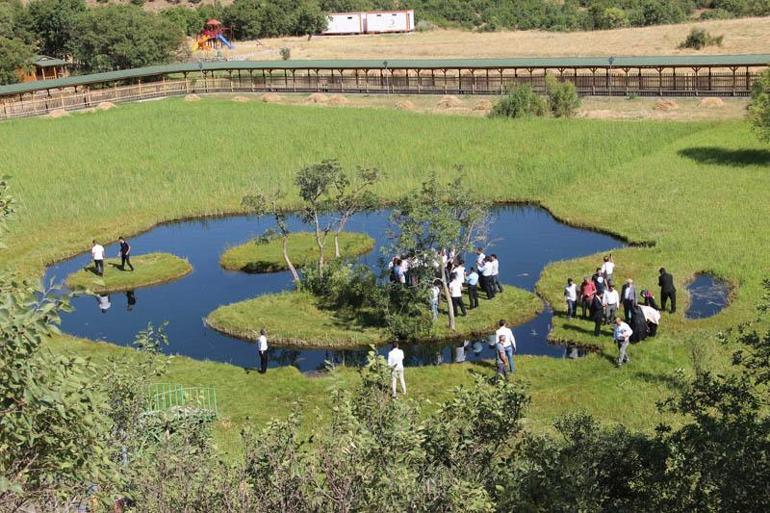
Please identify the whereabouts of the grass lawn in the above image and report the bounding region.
[1,98,768,448]
[220,231,375,273]
[65,252,192,293]
[205,286,542,348]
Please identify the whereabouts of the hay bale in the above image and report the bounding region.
[437,95,464,109]
[653,99,678,111]
[395,100,416,111]
[80,107,97,114]
[327,95,350,105]
[232,95,250,103]
[260,93,283,103]
[184,94,201,102]
[304,93,329,104]
[97,101,116,111]
[48,109,69,119]
[473,99,494,111]
[699,97,724,108]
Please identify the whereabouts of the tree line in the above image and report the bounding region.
[2,0,770,85]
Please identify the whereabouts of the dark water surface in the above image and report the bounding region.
[45,206,623,372]
[686,273,730,319]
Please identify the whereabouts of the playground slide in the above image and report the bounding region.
[216,34,234,49]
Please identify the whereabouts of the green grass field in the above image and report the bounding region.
[2,97,768,448]
[220,231,374,273]
[206,286,542,348]
[65,252,192,293]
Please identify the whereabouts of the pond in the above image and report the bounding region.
[686,273,730,319]
[45,206,624,372]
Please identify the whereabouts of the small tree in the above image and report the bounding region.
[0,36,32,85]
[293,1,327,40]
[679,27,724,50]
[331,165,381,258]
[388,172,490,331]
[748,68,770,143]
[545,75,581,118]
[490,84,547,119]
[242,189,301,285]
[295,160,342,275]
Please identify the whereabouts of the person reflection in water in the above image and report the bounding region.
[126,290,136,311]
[96,294,111,313]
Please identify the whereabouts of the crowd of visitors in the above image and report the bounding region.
[564,254,677,367]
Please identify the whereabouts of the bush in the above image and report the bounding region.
[490,85,548,119]
[679,27,724,49]
[748,68,770,142]
[545,75,581,117]
[279,46,290,60]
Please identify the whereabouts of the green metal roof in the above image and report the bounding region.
[32,55,68,68]
[1,54,768,97]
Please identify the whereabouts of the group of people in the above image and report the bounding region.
[90,237,135,275]
[563,254,678,367]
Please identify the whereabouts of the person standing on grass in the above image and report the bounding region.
[602,282,620,324]
[613,317,633,367]
[429,280,440,320]
[257,328,269,374]
[590,291,604,336]
[496,335,509,379]
[451,257,466,285]
[388,341,406,398]
[592,267,606,295]
[466,267,480,309]
[601,254,615,283]
[491,254,503,293]
[564,278,578,319]
[495,320,516,373]
[118,236,134,271]
[91,240,105,276]
[479,256,496,299]
[580,277,596,319]
[449,272,467,317]
[622,278,637,322]
[658,267,677,313]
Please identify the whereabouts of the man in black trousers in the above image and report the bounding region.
[118,236,134,271]
[658,267,676,313]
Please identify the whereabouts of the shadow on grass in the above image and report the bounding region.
[678,147,770,167]
[632,370,685,391]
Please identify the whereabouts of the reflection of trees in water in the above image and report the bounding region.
[268,349,303,367]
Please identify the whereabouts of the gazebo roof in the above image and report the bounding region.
[33,55,67,68]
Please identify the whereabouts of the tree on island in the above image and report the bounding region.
[295,160,340,276]
[388,172,490,331]
[331,165,381,259]
[242,188,301,285]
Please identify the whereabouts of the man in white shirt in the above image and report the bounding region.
[91,240,105,276]
[479,256,496,299]
[613,317,633,367]
[564,278,578,319]
[449,273,467,317]
[495,319,516,372]
[257,328,269,374]
[490,254,503,293]
[602,283,620,324]
[96,294,111,313]
[388,342,406,397]
[475,247,486,268]
[451,258,465,284]
[601,254,615,282]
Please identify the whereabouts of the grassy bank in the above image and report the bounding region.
[220,232,374,273]
[65,252,192,293]
[2,98,768,446]
[206,286,542,348]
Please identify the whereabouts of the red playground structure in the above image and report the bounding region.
[196,19,234,51]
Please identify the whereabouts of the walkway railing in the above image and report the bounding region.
[146,383,219,416]
[0,70,760,120]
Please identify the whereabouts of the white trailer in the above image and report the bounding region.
[364,10,415,33]
[323,12,365,35]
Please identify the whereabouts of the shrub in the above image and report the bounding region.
[415,19,437,31]
[679,27,724,49]
[545,75,581,117]
[748,68,770,142]
[490,85,548,119]
[279,47,290,60]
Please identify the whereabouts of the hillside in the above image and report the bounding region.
[222,17,770,61]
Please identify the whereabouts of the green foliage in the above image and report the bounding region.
[279,46,290,60]
[293,1,327,36]
[490,84,548,118]
[748,68,770,142]
[0,35,30,85]
[159,6,204,36]
[71,5,185,73]
[545,75,581,118]
[27,0,84,58]
[679,26,724,49]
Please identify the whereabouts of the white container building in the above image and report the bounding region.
[322,10,415,35]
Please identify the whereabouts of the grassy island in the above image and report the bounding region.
[65,252,192,293]
[206,285,542,348]
[220,232,375,273]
